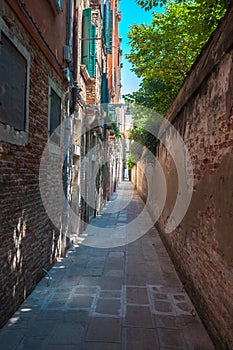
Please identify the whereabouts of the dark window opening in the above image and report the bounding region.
[49,88,61,145]
[0,33,27,131]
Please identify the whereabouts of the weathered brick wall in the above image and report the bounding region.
[131,162,148,203]
[0,1,67,327]
[132,5,233,350]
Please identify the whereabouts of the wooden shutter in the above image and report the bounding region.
[102,3,107,46]
[105,0,113,54]
[0,33,27,131]
[81,8,91,67]
[89,24,96,77]
[81,8,96,77]
[101,73,108,103]
[49,88,61,145]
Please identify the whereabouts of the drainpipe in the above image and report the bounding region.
[62,0,73,256]
[67,0,73,49]
[70,0,83,235]
[71,0,78,114]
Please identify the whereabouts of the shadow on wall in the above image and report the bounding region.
[0,201,61,328]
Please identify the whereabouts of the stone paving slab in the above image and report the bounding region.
[0,182,215,350]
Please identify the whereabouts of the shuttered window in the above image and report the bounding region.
[101,73,109,104]
[48,82,62,145]
[81,8,96,77]
[102,0,113,54]
[0,33,27,131]
[89,24,96,76]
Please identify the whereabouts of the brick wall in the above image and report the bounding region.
[0,1,67,327]
[131,5,233,350]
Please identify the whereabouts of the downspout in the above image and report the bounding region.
[70,0,82,235]
[71,0,78,114]
[67,0,73,49]
[62,0,73,256]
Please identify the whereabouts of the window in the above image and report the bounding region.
[102,0,113,54]
[0,33,27,130]
[48,80,62,145]
[81,8,97,77]
[101,73,109,104]
[0,18,30,146]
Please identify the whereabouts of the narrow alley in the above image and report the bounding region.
[1,1,233,348]
[0,182,214,350]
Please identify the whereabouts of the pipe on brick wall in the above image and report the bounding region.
[62,0,74,256]
[71,0,78,114]
[67,0,73,49]
[62,92,71,255]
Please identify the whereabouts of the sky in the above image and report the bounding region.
[119,0,163,97]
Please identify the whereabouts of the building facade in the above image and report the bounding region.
[0,0,122,328]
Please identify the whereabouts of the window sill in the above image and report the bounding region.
[0,122,28,146]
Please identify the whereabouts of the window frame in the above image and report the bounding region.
[48,78,63,147]
[0,17,30,146]
[102,0,113,54]
[81,8,97,77]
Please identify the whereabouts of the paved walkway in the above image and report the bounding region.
[0,182,215,349]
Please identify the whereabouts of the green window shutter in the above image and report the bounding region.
[103,0,112,54]
[101,73,108,103]
[81,8,91,67]
[89,24,96,77]
[102,3,106,45]
[107,9,113,54]
[81,8,96,77]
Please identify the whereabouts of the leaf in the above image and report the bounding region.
[126,0,227,114]
[126,0,227,160]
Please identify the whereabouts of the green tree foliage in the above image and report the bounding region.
[125,0,227,115]
[127,154,136,169]
[111,120,121,139]
[135,0,229,12]
[125,0,227,161]
[127,104,162,159]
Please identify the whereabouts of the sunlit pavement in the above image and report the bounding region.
[0,182,214,350]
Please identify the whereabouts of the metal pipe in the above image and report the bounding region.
[67,0,73,48]
[62,0,73,256]
[71,0,78,114]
